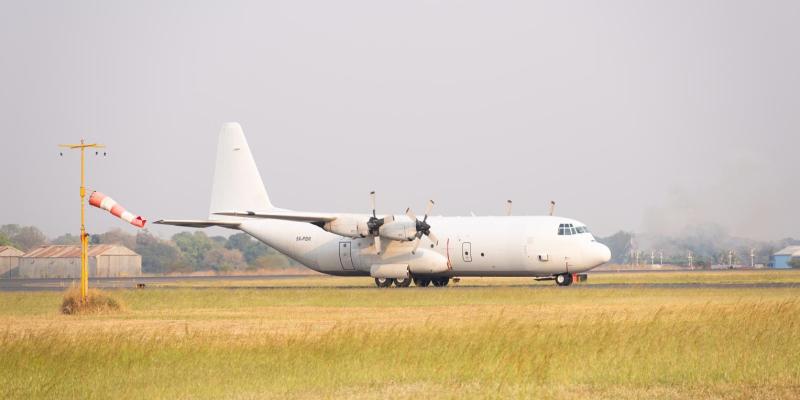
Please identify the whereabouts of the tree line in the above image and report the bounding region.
[596,227,800,268]
[4,223,798,272]
[0,224,295,274]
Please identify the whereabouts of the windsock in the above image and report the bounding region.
[89,191,146,228]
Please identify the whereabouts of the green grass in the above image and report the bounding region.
[1,273,799,399]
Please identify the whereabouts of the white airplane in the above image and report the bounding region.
[156,123,611,287]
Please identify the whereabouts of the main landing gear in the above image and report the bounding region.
[374,277,450,288]
[412,277,430,287]
[431,277,449,287]
[374,277,394,288]
[394,277,412,287]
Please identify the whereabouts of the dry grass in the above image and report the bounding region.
[140,269,800,289]
[60,287,124,315]
[1,273,799,399]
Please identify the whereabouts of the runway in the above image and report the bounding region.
[1,272,798,291]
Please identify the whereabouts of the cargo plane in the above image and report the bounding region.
[155,123,611,287]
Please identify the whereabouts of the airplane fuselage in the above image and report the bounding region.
[241,215,610,277]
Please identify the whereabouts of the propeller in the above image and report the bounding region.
[367,191,393,254]
[406,199,439,254]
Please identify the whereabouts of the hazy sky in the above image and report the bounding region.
[1,1,798,241]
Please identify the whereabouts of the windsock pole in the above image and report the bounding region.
[59,139,105,303]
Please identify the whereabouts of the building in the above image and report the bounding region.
[0,246,24,278]
[19,245,142,278]
[771,246,800,269]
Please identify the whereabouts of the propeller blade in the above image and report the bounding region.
[374,235,382,255]
[370,191,376,218]
[424,200,435,219]
[411,237,422,254]
[427,231,439,246]
[381,215,394,224]
[405,207,417,221]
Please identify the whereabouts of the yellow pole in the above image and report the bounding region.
[80,140,87,302]
[59,140,104,304]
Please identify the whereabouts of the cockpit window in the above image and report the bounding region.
[558,223,575,235]
[559,224,590,235]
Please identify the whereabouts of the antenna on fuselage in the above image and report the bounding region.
[505,200,512,216]
[548,201,556,216]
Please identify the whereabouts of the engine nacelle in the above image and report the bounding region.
[379,220,417,241]
[323,215,369,238]
[408,249,449,274]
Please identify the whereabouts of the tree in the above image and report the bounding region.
[90,228,136,249]
[0,232,12,247]
[172,231,214,270]
[51,233,81,245]
[135,232,183,273]
[0,224,47,251]
[225,232,271,264]
[203,247,246,273]
[789,258,800,269]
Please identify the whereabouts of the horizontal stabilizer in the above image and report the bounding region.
[212,211,337,223]
[153,219,241,229]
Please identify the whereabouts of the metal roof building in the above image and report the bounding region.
[771,246,800,269]
[0,246,24,278]
[19,245,142,278]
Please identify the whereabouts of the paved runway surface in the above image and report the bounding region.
[1,273,798,291]
[0,275,304,291]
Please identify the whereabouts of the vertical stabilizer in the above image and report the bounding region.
[209,123,274,218]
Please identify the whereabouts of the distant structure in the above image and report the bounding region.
[0,246,24,278]
[771,246,800,269]
[19,245,142,278]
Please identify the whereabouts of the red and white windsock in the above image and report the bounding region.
[88,191,146,228]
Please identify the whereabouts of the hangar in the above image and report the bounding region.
[771,246,800,269]
[19,245,142,278]
[0,246,24,278]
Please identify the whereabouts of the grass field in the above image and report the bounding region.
[138,268,800,288]
[1,271,799,399]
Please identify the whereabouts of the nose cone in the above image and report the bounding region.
[595,242,611,265]
[591,242,612,266]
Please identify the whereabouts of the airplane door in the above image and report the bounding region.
[339,242,355,270]
[462,242,473,262]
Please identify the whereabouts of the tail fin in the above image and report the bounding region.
[209,123,274,219]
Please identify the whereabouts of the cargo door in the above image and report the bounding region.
[339,242,354,270]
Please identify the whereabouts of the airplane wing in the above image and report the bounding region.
[153,219,242,228]
[212,211,337,223]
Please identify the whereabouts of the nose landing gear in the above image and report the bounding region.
[555,273,573,287]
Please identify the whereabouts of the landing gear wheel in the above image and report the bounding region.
[413,278,431,287]
[394,277,412,287]
[431,277,450,287]
[555,273,573,287]
[375,278,395,288]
